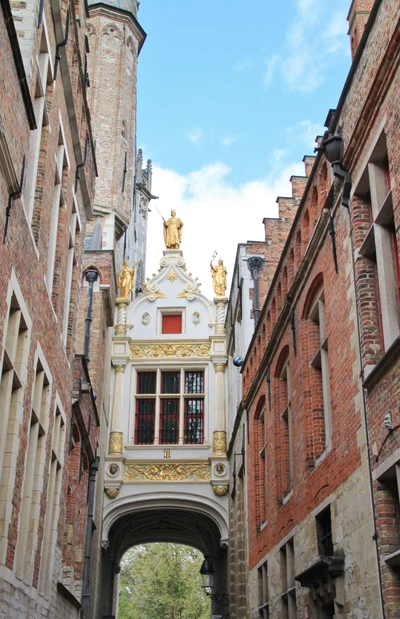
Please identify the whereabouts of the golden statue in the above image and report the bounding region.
[118,260,137,298]
[163,210,183,249]
[210,258,227,297]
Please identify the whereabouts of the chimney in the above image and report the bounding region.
[347,0,374,61]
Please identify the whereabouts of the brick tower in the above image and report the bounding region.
[85,0,149,273]
[347,0,374,60]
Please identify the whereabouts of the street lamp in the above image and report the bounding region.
[316,134,351,208]
[200,557,230,617]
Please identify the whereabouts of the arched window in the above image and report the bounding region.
[275,346,292,499]
[254,396,267,527]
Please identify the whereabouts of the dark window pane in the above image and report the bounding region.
[185,371,204,394]
[160,398,179,444]
[161,372,180,394]
[135,399,155,444]
[137,372,156,394]
[184,399,203,444]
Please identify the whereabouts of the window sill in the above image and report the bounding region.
[314,445,332,469]
[385,549,400,567]
[126,443,211,450]
[282,489,293,506]
[363,336,400,391]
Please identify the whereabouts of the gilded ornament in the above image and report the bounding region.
[163,210,183,249]
[129,341,211,359]
[124,462,210,482]
[213,485,228,497]
[210,257,227,298]
[115,324,127,335]
[105,487,120,500]
[167,270,178,282]
[214,364,226,373]
[117,260,137,298]
[114,365,126,373]
[213,431,227,455]
[109,431,123,454]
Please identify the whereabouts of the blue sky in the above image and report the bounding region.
[136,0,352,298]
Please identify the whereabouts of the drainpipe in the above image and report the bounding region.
[81,456,100,611]
[84,270,98,361]
[247,256,264,328]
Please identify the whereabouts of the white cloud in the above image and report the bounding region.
[234,58,253,72]
[264,0,349,94]
[221,135,241,147]
[186,127,205,147]
[263,54,279,88]
[286,120,325,149]
[145,160,304,299]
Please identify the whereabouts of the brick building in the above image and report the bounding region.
[227,1,400,618]
[0,0,148,616]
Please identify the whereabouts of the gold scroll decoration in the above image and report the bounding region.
[129,341,211,359]
[124,462,211,482]
[213,431,227,455]
[105,487,120,500]
[213,485,229,497]
[109,431,123,454]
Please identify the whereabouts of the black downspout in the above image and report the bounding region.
[81,456,100,611]
[247,256,264,328]
[84,270,98,361]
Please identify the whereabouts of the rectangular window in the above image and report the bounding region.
[162,314,182,334]
[309,290,332,459]
[134,369,205,445]
[16,355,51,584]
[258,561,269,618]
[280,538,296,619]
[316,506,333,557]
[356,133,400,350]
[0,287,31,565]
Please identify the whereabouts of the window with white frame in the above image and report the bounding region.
[62,198,80,345]
[258,560,269,618]
[255,401,267,528]
[309,289,332,459]
[356,132,400,351]
[134,369,205,445]
[23,28,53,232]
[280,538,296,619]
[0,287,31,565]
[47,127,69,295]
[16,354,51,584]
[39,403,65,594]
[279,361,293,498]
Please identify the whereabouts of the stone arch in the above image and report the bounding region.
[101,23,123,39]
[274,344,290,378]
[301,272,324,319]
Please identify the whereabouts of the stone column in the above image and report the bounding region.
[214,297,228,335]
[213,362,227,456]
[109,362,126,455]
[115,297,128,336]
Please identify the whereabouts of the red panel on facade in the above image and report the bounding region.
[162,314,182,334]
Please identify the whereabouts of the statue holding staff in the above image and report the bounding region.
[162,209,183,249]
[118,260,137,298]
[210,256,227,297]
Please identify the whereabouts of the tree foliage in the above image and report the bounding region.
[119,543,210,619]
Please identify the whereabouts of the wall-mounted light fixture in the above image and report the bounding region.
[200,557,230,617]
[316,134,351,208]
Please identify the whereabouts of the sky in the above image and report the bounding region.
[136,0,352,299]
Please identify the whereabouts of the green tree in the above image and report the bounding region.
[119,543,210,619]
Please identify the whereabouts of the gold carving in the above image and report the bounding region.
[213,431,227,455]
[124,462,210,482]
[167,270,178,282]
[105,487,120,499]
[163,210,183,249]
[214,364,226,373]
[210,257,227,297]
[129,341,211,359]
[213,485,228,497]
[114,365,126,373]
[115,324,127,335]
[109,432,123,454]
[118,260,137,298]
